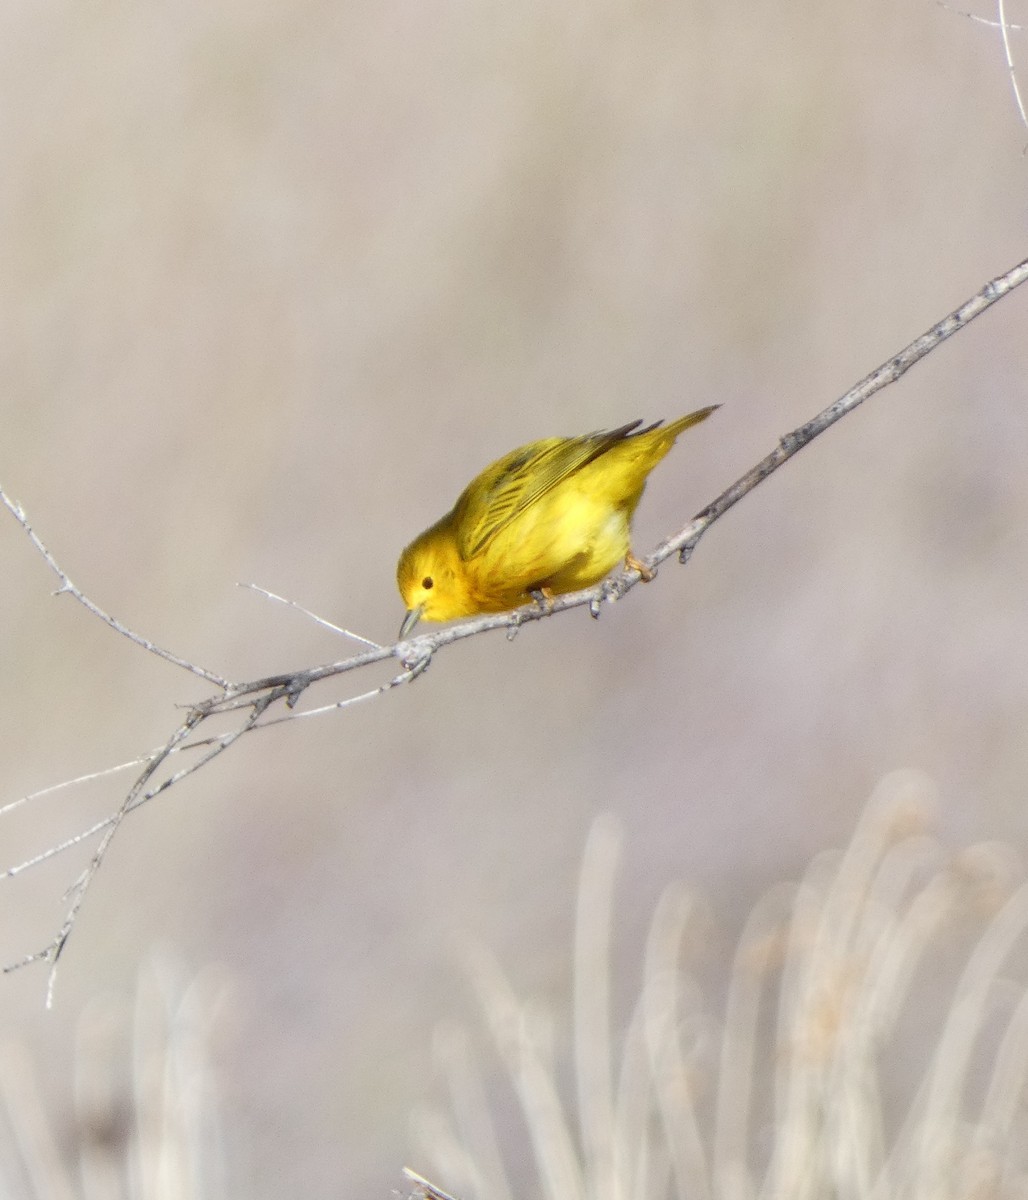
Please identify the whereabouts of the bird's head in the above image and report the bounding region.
[396,521,468,637]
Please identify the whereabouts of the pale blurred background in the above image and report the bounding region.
[1,0,1026,1196]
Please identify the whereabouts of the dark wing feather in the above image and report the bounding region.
[455,420,657,561]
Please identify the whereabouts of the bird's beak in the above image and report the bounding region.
[399,606,424,639]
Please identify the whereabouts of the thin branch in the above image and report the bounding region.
[0,757,157,819]
[997,0,1028,134]
[936,0,1023,32]
[2,255,1027,994]
[238,582,383,649]
[676,255,1028,552]
[0,490,228,689]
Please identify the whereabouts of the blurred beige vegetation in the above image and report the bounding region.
[414,779,1028,1200]
[3,776,1027,1200]
[0,0,1026,1197]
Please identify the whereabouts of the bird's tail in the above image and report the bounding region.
[665,405,719,440]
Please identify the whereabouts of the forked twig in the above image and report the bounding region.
[938,0,1028,135]
[2,255,1027,1001]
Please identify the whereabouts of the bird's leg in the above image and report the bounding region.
[528,585,556,613]
[625,551,655,582]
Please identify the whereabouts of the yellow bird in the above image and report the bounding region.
[397,406,717,637]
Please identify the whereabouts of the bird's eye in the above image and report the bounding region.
[422,576,434,590]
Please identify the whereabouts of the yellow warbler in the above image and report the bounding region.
[397,406,717,636]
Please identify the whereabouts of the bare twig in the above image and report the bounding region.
[404,1167,464,1200]
[239,581,383,648]
[937,0,1023,32]
[0,491,228,688]
[0,757,159,820]
[2,255,1027,996]
[997,0,1028,134]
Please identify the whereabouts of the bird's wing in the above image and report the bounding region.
[455,420,655,561]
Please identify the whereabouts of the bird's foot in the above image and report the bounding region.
[529,586,556,614]
[625,551,655,582]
